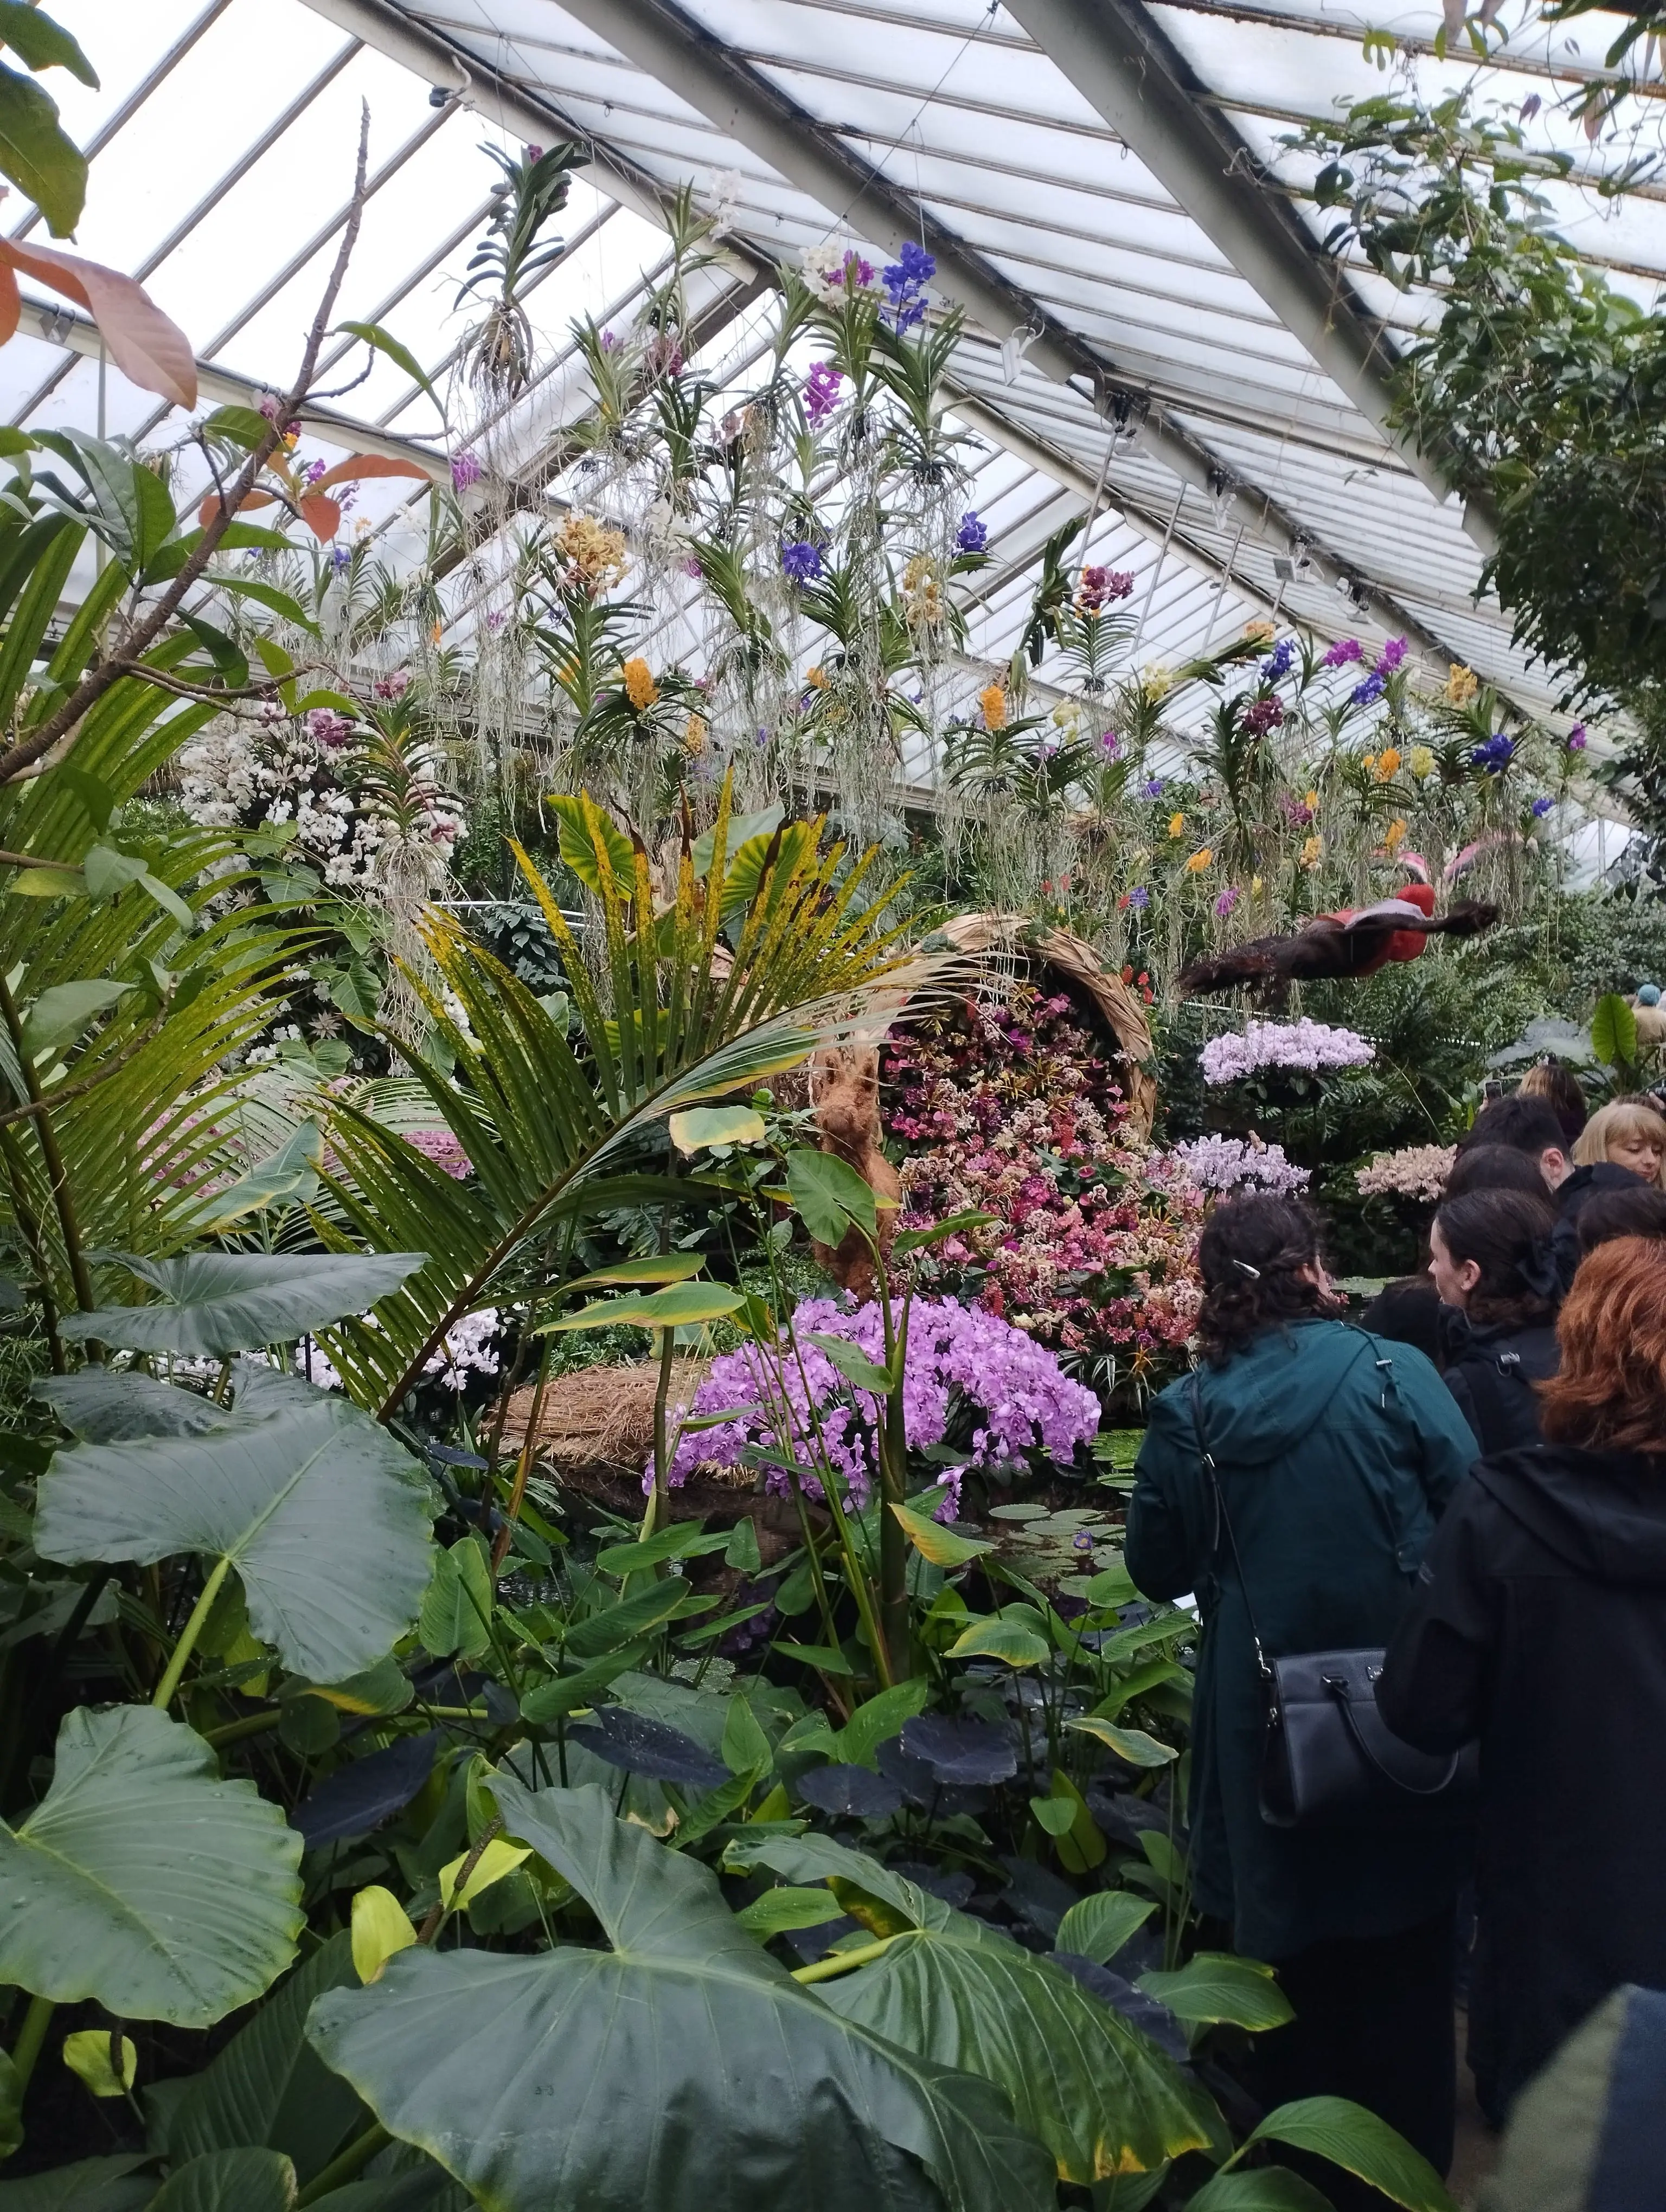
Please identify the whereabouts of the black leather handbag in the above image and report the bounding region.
[1189,1374,1477,1831]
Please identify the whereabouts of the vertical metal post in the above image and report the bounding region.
[1200,521,1245,653]
[1131,483,1185,655]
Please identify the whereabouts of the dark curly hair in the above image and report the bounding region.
[1196,1194,1328,1365]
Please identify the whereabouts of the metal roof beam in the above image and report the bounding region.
[1000,0,1479,529]
[11,296,444,472]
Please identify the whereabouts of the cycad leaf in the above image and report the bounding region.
[743,1836,1223,2183]
[0,1706,301,2026]
[306,1782,1056,2212]
[34,1375,434,1681]
[60,1252,428,1355]
[538,1282,744,1332]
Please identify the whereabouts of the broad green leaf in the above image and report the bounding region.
[35,1378,435,1682]
[351,1887,416,1984]
[146,2150,296,2212]
[547,792,637,898]
[206,575,321,638]
[19,978,132,1060]
[188,1122,324,1232]
[947,1617,1050,1668]
[61,2030,136,2098]
[564,1253,704,1291]
[0,5,98,83]
[1243,2098,1459,2212]
[734,1886,847,1938]
[836,1678,931,1768]
[669,1105,766,1152]
[517,1644,649,1724]
[1138,1954,1294,2031]
[0,66,86,235]
[335,321,446,417]
[0,2049,19,2158]
[1030,1794,1076,1836]
[1067,1716,1178,1767]
[563,1578,698,1660]
[0,2160,156,2212]
[36,1369,230,1442]
[418,1538,494,1663]
[744,1835,1225,2183]
[538,1282,744,1333]
[201,406,274,451]
[787,1147,876,1244]
[307,1781,1057,2212]
[60,1251,427,1355]
[80,844,148,901]
[164,1932,364,2179]
[723,1517,762,1573]
[1187,2173,1334,2211]
[891,1210,999,1257]
[1590,992,1638,1066]
[1054,1892,1155,1966]
[890,1500,991,1568]
[690,803,784,880]
[0,1706,301,2026]
[594,1523,729,1577]
[809,1332,895,1394]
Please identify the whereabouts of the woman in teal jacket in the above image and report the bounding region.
[1127,1194,1478,2194]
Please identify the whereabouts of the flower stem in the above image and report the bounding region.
[294,2125,392,2206]
[9,1993,54,2092]
[790,1935,899,1984]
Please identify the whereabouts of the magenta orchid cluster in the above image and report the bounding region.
[882,985,1204,1366]
[657,1294,1099,1502]
[1200,1018,1374,1085]
[803,360,843,426]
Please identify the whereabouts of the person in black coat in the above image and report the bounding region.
[1378,1234,1666,2126]
[1427,1188,1560,1455]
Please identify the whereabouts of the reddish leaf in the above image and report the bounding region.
[197,487,278,529]
[0,240,195,409]
[310,453,439,492]
[298,493,342,541]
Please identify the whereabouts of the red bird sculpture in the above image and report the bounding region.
[1178,883,1500,1005]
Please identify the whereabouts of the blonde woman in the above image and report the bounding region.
[1573,1098,1666,1188]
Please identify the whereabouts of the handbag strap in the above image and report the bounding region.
[1322,1673,1461,1796]
[1188,1372,1274,1693]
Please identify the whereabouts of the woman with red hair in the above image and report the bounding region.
[1379,1236,1666,2125]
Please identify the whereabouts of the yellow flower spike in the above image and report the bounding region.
[1299,833,1325,869]
[1168,812,1186,839]
[1251,874,1264,896]
[430,619,444,645]
[623,657,659,711]
[1376,745,1401,781]
[1304,789,1319,809]
[1363,753,1377,774]
[1385,818,1407,851]
[351,1885,419,1984]
[1444,663,1479,707]
[1142,664,1174,702]
[1409,744,1436,780]
[1184,846,1214,873]
[979,683,1008,731]
[683,712,708,754]
[805,665,826,689]
[1242,619,1275,644]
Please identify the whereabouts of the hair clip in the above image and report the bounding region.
[1232,1258,1261,1279]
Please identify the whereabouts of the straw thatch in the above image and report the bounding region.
[499,1359,716,1476]
[933,912,1157,1135]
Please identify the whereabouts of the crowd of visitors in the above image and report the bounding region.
[1127,1065,1666,2198]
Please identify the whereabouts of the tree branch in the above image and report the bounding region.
[0,104,375,789]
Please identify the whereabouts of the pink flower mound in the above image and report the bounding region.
[656,1295,1099,1501]
[883,984,1203,1368]
[408,1127,472,1179]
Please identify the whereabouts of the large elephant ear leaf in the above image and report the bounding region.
[0,2157,158,2212]
[59,1252,428,1356]
[146,2152,295,2212]
[306,1782,1057,2212]
[34,1383,434,1681]
[0,1707,302,2027]
[164,1932,366,2182]
[745,1836,1225,2183]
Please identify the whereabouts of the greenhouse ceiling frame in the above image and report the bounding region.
[303,0,1489,685]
